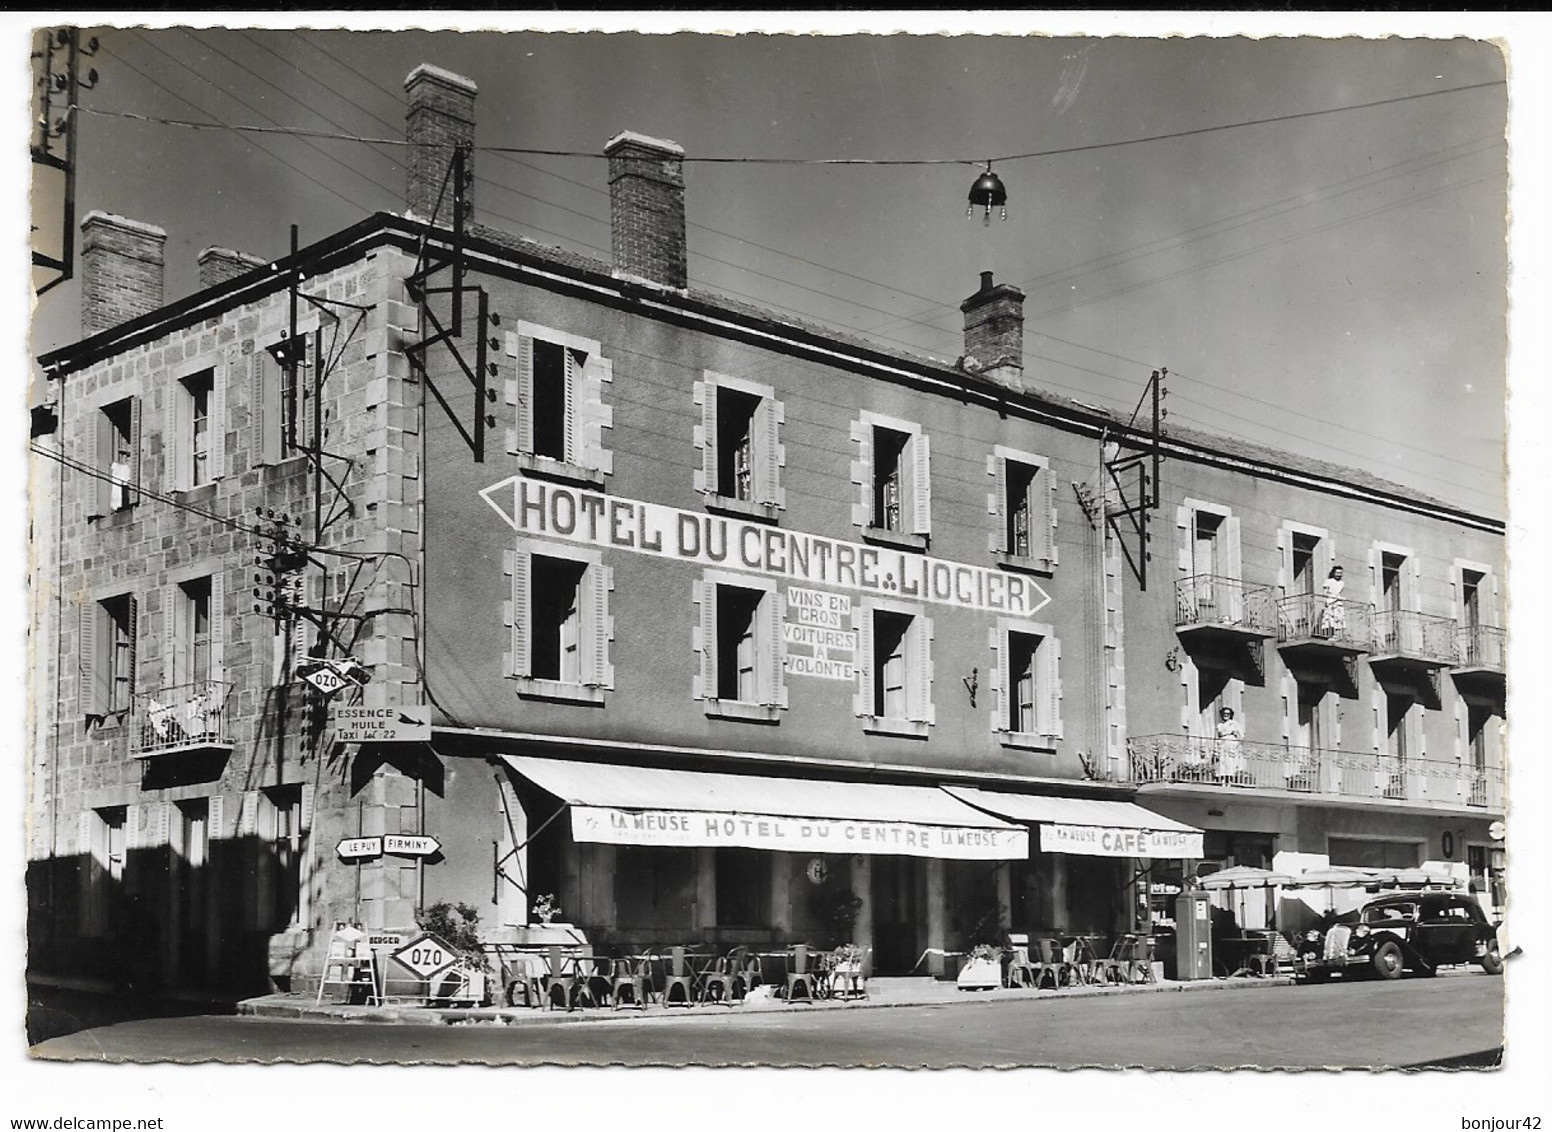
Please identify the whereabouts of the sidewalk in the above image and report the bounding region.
[237,972,1295,1027]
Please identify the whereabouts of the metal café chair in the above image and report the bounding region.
[544,946,587,1012]
[1003,933,1036,988]
[1070,935,1107,985]
[1097,935,1132,985]
[699,953,738,1006]
[785,943,819,1003]
[662,946,699,1007]
[1031,938,1076,989]
[1125,935,1157,984]
[609,954,652,1010]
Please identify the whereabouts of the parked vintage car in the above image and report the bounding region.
[1295,891,1503,981]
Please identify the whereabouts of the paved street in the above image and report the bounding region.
[32,971,1502,1069]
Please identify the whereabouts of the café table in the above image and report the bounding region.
[1217,934,1275,978]
[1062,934,1106,985]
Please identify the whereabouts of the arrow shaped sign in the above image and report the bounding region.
[383,834,442,858]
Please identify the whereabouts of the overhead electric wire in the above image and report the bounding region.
[69,76,1502,166]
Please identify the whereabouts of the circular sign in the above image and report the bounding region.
[805,857,828,885]
[1441,831,1455,859]
[1488,820,1506,841]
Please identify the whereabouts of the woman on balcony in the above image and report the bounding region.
[1316,565,1346,638]
[1215,707,1247,783]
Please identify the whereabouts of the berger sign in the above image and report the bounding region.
[1040,823,1204,859]
[481,477,1051,616]
[570,806,1028,861]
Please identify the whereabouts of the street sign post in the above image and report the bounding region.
[391,934,457,981]
[336,836,383,860]
[335,705,432,743]
[384,834,442,858]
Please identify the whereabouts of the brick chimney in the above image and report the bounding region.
[960,271,1025,389]
[197,246,267,290]
[605,131,687,289]
[80,211,167,337]
[405,64,478,223]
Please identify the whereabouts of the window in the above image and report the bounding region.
[1328,837,1420,870]
[1291,533,1319,596]
[989,448,1055,570]
[79,593,137,720]
[252,335,311,465]
[266,786,307,929]
[715,848,771,928]
[167,362,225,491]
[1461,569,1484,632]
[855,603,933,735]
[992,619,1062,745]
[696,574,786,719]
[1383,691,1413,798]
[694,374,785,513]
[86,398,140,518]
[172,576,214,686]
[80,806,127,938]
[508,543,613,702]
[508,323,614,481]
[1381,551,1406,614]
[850,412,930,544]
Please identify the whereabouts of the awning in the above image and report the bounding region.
[502,756,1028,861]
[943,786,1204,859]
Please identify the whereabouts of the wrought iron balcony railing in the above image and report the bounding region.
[1125,732,1503,810]
[1175,575,1279,636]
[1455,624,1505,672]
[133,680,234,757]
[1274,592,1373,652]
[1370,608,1459,666]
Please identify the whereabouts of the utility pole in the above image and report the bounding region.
[32,27,100,295]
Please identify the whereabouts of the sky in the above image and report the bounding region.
[24,19,1510,517]
[7,9,1551,1128]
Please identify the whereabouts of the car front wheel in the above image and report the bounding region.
[1480,938,1504,975]
[1371,941,1404,980]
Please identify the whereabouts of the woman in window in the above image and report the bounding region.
[1316,565,1346,638]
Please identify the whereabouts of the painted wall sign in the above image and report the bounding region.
[1039,823,1204,859]
[782,586,858,679]
[335,705,432,744]
[569,805,1028,861]
[481,476,1052,616]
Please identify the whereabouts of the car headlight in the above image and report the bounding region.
[1304,930,1321,942]
[1353,925,1370,938]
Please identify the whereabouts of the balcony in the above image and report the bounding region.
[1125,732,1504,814]
[133,680,234,758]
[1175,575,1278,645]
[1368,609,1459,673]
[1452,624,1505,698]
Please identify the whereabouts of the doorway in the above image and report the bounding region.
[869,856,925,974]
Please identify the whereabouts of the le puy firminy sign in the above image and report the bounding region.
[481,476,1052,616]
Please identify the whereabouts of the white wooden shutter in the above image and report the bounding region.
[510,548,532,679]
[1225,515,1243,580]
[209,795,227,841]
[993,627,1009,734]
[990,455,1007,554]
[849,421,871,528]
[79,600,104,715]
[1044,634,1064,739]
[910,614,935,724]
[514,335,534,454]
[164,384,183,492]
[563,348,581,464]
[77,810,96,932]
[700,381,719,495]
[210,569,226,683]
[163,583,181,687]
[86,410,110,518]
[152,802,170,848]
[254,352,283,465]
[1043,470,1058,566]
[761,397,784,508]
[761,589,787,708]
[582,562,613,688]
[910,433,932,536]
[240,792,259,836]
[211,363,227,480]
[127,398,143,506]
[301,783,316,830]
[854,607,873,716]
[125,596,138,700]
[1409,557,1423,613]
[700,579,719,700]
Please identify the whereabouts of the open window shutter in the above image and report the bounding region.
[164,385,182,492]
[1043,470,1058,566]
[163,583,180,686]
[78,811,97,936]
[760,397,784,507]
[761,590,787,707]
[991,456,1008,554]
[127,398,143,505]
[563,348,581,464]
[911,433,932,535]
[125,596,138,699]
[700,579,719,699]
[79,601,104,715]
[849,421,871,528]
[582,562,612,687]
[701,381,719,495]
[510,549,532,679]
[1409,557,1423,613]
[854,608,873,716]
[993,628,1010,734]
[240,792,259,836]
[209,795,226,841]
[301,783,315,830]
[210,570,226,683]
[211,365,227,480]
[291,573,317,672]
[1045,635,1064,739]
[1225,516,1243,580]
[514,336,534,454]
[1488,573,1501,630]
[910,615,935,723]
[255,353,282,465]
[239,792,259,930]
[152,802,170,848]
[86,411,110,518]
